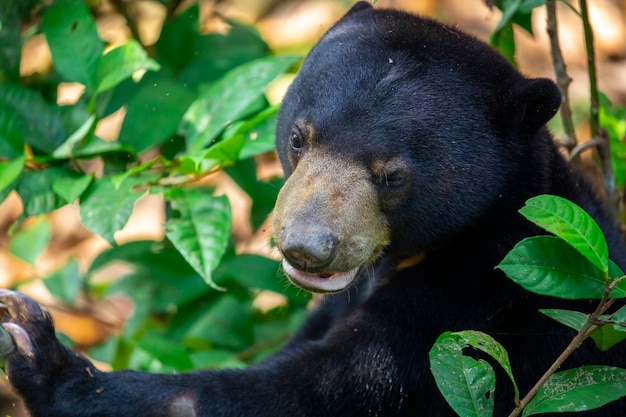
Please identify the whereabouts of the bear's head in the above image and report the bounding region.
[272,1,561,293]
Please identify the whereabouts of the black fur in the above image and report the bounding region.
[2,3,625,416]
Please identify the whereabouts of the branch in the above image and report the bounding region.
[507,284,617,417]
[579,0,621,216]
[546,0,577,151]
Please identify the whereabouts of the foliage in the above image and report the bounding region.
[431,195,626,416]
[431,1,626,415]
[0,0,309,372]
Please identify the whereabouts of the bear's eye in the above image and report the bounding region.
[289,130,303,152]
[378,170,405,188]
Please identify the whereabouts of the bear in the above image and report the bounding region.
[1,2,626,416]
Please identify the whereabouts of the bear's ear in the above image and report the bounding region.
[508,78,562,132]
[346,1,373,15]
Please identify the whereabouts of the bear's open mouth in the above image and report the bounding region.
[281,260,360,293]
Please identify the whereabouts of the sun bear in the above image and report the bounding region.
[1,2,625,416]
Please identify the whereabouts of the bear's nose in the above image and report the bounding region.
[281,232,338,272]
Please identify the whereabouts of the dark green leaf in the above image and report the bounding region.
[184,294,253,351]
[0,83,66,154]
[15,167,74,216]
[0,101,25,158]
[497,236,626,299]
[42,0,103,92]
[164,188,231,290]
[0,325,14,368]
[118,77,195,153]
[154,5,200,73]
[523,366,626,416]
[0,1,21,83]
[44,258,81,305]
[9,217,52,265]
[520,195,609,273]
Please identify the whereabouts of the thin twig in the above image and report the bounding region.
[546,0,577,151]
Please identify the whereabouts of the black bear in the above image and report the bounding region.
[1,2,625,416]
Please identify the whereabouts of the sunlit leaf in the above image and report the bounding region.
[0,155,25,194]
[497,236,626,299]
[519,195,608,273]
[523,366,626,416]
[9,217,52,265]
[181,55,297,153]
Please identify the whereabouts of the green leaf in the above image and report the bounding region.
[539,309,626,351]
[497,236,626,299]
[184,294,253,351]
[0,1,21,83]
[95,39,160,95]
[42,0,103,92]
[489,21,516,66]
[177,133,246,175]
[429,331,495,417]
[164,188,231,290]
[15,167,74,216]
[519,195,609,273]
[0,83,67,154]
[9,217,52,265]
[135,335,193,371]
[599,94,626,190]
[0,101,25,158]
[79,177,146,245]
[453,330,519,400]
[237,105,280,160]
[118,77,195,153]
[181,55,297,153]
[0,154,25,194]
[44,258,81,305]
[52,174,94,204]
[52,114,96,159]
[523,366,626,416]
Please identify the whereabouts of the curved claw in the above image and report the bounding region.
[0,289,46,323]
[2,323,34,359]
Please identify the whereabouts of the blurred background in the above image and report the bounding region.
[1,0,625,414]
